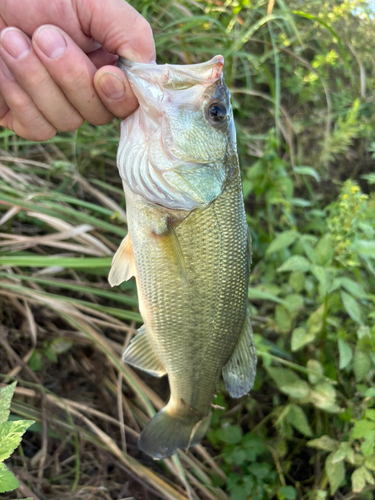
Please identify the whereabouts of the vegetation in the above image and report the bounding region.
[0,0,375,498]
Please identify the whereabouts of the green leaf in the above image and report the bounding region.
[310,383,339,413]
[0,420,34,462]
[287,404,313,437]
[353,240,375,259]
[293,166,320,182]
[339,278,368,299]
[326,452,345,494]
[275,305,292,333]
[307,435,339,452]
[267,367,300,389]
[0,463,18,493]
[352,467,366,492]
[216,425,242,445]
[341,291,363,325]
[0,382,17,425]
[291,327,315,352]
[307,360,324,385]
[278,485,297,500]
[280,380,310,399]
[351,420,375,439]
[277,255,310,273]
[353,350,371,382]
[266,230,299,255]
[315,234,334,266]
[338,339,352,370]
[307,304,325,336]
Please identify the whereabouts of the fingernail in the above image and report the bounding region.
[1,29,31,59]
[0,58,13,79]
[34,26,67,59]
[98,73,125,100]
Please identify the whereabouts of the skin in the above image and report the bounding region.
[0,0,155,141]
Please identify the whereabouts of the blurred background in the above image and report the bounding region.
[1,0,375,499]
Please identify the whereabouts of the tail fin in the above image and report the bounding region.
[139,404,211,460]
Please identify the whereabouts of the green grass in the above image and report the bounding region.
[1,0,375,499]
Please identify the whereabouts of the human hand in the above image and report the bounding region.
[0,0,155,141]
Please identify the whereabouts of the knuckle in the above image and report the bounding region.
[28,128,56,142]
[57,113,84,132]
[88,113,113,127]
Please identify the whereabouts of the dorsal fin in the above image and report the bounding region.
[108,234,135,287]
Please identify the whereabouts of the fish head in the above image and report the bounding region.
[117,56,238,211]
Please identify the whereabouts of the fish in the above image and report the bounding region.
[109,55,257,460]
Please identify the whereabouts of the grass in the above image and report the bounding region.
[1,0,375,499]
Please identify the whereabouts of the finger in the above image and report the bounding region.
[0,27,84,132]
[94,66,138,119]
[0,57,56,141]
[32,25,114,126]
[76,0,156,62]
[87,47,118,69]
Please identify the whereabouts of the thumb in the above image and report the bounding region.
[76,0,155,63]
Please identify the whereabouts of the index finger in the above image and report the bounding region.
[75,0,155,63]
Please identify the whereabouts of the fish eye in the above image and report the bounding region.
[207,102,227,124]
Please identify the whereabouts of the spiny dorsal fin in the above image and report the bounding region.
[222,309,257,398]
[108,234,135,287]
[123,325,167,377]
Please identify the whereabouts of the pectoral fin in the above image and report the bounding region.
[123,325,167,377]
[222,309,257,398]
[108,234,135,287]
[167,221,187,285]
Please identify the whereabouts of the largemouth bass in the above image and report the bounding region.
[109,55,257,460]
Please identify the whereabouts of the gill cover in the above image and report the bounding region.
[117,56,235,211]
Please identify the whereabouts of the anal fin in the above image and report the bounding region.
[222,309,257,398]
[108,234,135,287]
[123,325,167,377]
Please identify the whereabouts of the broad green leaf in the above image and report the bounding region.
[307,360,324,385]
[291,327,314,352]
[0,420,34,462]
[289,270,305,292]
[361,431,375,456]
[267,367,300,389]
[310,265,328,297]
[315,234,334,266]
[365,456,375,471]
[287,404,313,437]
[353,350,371,382]
[283,294,304,313]
[278,485,297,500]
[339,278,368,299]
[365,410,375,421]
[307,435,339,452]
[0,463,18,493]
[352,467,366,492]
[280,380,310,399]
[326,452,345,495]
[278,255,310,273]
[310,383,339,413]
[266,230,299,255]
[353,240,375,259]
[307,304,325,336]
[0,382,17,425]
[275,305,292,333]
[341,291,363,325]
[293,166,320,182]
[351,420,375,439]
[248,288,289,308]
[216,425,242,445]
[338,339,352,370]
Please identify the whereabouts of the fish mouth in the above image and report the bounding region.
[117,55,225,89]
